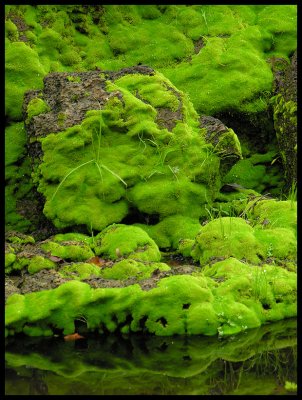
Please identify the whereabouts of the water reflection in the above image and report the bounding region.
[5,318,297,395]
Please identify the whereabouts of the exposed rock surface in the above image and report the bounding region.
[272,51,297,190]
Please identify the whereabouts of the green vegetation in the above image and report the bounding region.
[94,224,161,262]
[4,5,297,339]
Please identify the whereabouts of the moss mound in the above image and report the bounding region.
[5,257,296,337]
[98,259,170,280]
[190,210,296,266]
[94,224,161,262]
[28,69,228,232]
[135,215,201,250]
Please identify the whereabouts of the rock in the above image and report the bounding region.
[22,68,238,233]
[272,51,297,191]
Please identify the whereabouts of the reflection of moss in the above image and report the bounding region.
[4,319,297,395]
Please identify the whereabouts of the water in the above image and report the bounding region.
[5,318,297,395]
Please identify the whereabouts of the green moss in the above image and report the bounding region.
[191,209,297,266]
[5,258,296,337]
[5,19,19,41]
[5,253,16,272]
[131,275,215,335]
[36,72,220,232]
[40,241,94,262]
[67,75,81,83]
[95,224,161,261]
[191,217,263,265]
[99,259,170,280]
[136,215,201,250]
[247,199,297,233]
[59,262,101,280]
[5,41,46,121]
[6,232,35,244]
[203,257,296,333]
[27,256,56,275]
[5,123,27,167]
[52,232,94,246]
[26,98,50,123]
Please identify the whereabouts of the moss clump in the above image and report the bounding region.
[5,123,27,168]
[94,224,161,262]
[246,199,297,233]
[5,232,35,245]
[191,217,262,265]
[5,252,16,272]
[27,256,56,275]
[26,97,50,123]
[52,232,94,246]
[40,240,94,262]
[223,150,283,193]
[59,263,101,280]
[36,71,221,232]
[5,40,46,121]
[190,211,296,266]
[131,275,216,336]
[99,259,170,280]
[136,215,201,250]
[5,257,296,337]
[202,258,297,335]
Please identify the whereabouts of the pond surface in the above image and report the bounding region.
[5,318,297,395]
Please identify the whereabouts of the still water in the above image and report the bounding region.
[5,318,297,395]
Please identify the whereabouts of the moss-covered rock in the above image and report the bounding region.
[40,240,94,262]
[27,256,56,275]
[5,257,296,337]
[94,224,161,262]
[190,212,296,266]
[22,68,233,233]
[99,259,170,280]
[59,262,101,280]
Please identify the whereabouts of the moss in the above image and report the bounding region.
[191,217,263,265]
[26,98,50,122]
[5,253,16,271]
[178,239,195,257]
[67,75,81,83]
[37,72,221,232]
[40,241,94,262]
[203,257,296,334]
[94,224,161,262]
[27,256,56,275]
[52,232,94,246]
[131,275,215,335]
[99,259,170,280]
[247,199,297,234]
[5,258,296,337]
[59,262,101,280]
[135,215,201,250]
[6,232,35,244]
[5,123,27,167]
[5,40,46,121]
[191,210,297,266]
[4,5,296,119]
[5,19,19,41]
